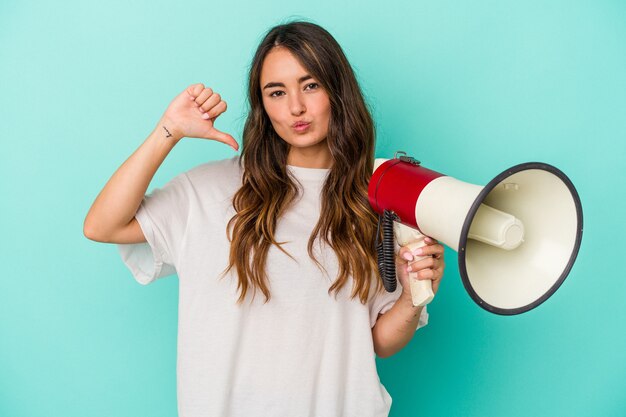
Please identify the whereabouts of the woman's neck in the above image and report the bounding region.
[286,142,333,169]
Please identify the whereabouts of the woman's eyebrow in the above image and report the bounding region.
[262,75,313,90]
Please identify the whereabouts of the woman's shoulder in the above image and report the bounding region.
[181,156,243,197]
[184,156,242,182]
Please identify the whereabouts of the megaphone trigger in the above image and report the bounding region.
[394,222,435,307]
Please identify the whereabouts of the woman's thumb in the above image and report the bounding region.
[209,127,239,151]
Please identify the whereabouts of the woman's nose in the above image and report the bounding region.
[289,94,306,116]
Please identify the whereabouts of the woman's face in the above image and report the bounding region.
[260,46,332,168]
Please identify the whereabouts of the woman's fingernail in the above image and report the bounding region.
[407,265,412,272]
[202,113,210,119]
[403,252,413,261]
[413,248,423,256]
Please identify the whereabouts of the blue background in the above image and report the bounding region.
[1,1,625,416]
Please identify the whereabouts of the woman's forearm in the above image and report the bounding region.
[83,118,181,241]
[372,292,423,359]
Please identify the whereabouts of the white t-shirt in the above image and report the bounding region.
[118,156,428,417]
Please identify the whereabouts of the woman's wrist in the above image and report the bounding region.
[155,116,184,143]
[398,291,423,317]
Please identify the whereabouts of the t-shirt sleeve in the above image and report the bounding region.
[369,281,429,331]
[117,172,192,285]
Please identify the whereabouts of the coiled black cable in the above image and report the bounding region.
[375,210,399,292]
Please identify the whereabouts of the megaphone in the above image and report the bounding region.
[369,152,583,315]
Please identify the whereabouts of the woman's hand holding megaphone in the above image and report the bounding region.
[396,235,445,305]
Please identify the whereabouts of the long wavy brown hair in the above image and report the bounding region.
[224,20,384,305]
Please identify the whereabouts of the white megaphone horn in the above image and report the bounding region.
[369,152,583,315]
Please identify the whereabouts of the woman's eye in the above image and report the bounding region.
[268,84,318,97]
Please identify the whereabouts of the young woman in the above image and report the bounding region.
[84,20,444,417]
